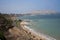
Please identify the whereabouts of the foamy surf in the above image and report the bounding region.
[21,21,56,40]
[24,26,56,40]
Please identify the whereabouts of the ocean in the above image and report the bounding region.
[18,15,60,40]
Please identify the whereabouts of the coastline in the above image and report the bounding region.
[20,21,56,40]
[3,18,56,40]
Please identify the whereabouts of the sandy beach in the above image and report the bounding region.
[20,21,56,40]
[4,20,56,40]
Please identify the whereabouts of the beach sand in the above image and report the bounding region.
[5,21,56,40]
[20,21,56,40]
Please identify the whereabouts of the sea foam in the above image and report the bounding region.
[22,21,56,40]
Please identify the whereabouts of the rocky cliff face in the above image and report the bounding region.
[0,14,46,40]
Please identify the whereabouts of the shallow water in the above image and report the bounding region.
[18,16,60,40]
[29,18,60,40]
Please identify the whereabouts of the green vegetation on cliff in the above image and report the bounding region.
[0,13,13,40]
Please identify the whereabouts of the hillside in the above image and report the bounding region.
[0,13,47,40]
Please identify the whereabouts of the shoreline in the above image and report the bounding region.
[20,21,56,40]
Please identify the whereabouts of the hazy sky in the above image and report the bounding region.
[0,0,60,13]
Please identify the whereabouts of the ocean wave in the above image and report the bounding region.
[24,25,56,40]
[21,21,56,40]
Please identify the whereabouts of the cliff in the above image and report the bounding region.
[0,13,46,40]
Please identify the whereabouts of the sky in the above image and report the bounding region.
[0,0,60,13]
